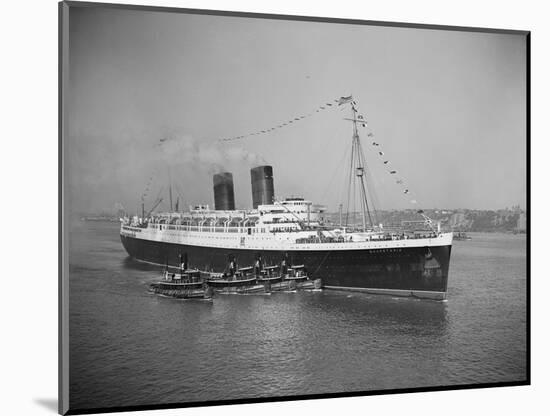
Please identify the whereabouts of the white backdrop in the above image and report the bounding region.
[0,0,544,415]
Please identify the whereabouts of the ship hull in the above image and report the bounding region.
[121,234,451,300]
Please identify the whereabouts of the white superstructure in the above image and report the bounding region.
[121,197,452,252]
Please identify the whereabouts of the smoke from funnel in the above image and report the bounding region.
[158,135,267,173]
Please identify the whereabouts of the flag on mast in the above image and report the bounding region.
[338,95,353,105]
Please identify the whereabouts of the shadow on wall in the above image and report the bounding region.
[34,398,58,414]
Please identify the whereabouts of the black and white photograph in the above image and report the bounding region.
[58,1,528,414]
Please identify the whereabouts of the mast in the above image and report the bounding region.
[351,105,366,231]
[344,102,375,231]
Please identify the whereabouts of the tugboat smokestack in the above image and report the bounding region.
[213,172,235,210]
[250,165,274,209]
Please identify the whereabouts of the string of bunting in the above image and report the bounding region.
[218,95,354,142]
[142,168,157,200]
[370,138,417,204]
[351,101,418,206]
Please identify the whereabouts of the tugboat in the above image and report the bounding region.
[284,265,322,291]
[150,268,213,299]
[256,265,284,285]
[149,253,213,299]
[252,254,323,292]
[205,256,269,295]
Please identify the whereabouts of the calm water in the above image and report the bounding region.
[69,222,527,410]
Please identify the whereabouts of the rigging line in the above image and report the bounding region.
[358,139,378,226]
[312,249,332,276]
[154,186,164,207]
[360,175,374,228]
[366,163,382,212]
[332,144,352,213]
[344,131,355,228]
[356,139,374,228]
[174,183,185,211]
[274,200,308,229]
[353,135,363,230]
[365,170,380,225]
[167,166,173,212]
[355,136,373,229]
[351,139,357,230]
[318,123,350,205]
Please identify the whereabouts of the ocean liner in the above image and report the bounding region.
[120,101,453,299]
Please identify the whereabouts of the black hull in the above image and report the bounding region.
[121,235,451,299]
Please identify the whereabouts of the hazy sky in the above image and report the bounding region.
[66,6,526,215]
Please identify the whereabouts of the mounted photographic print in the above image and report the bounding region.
[59,1,530,414]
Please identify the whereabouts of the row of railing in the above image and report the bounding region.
[294,232,439,244]
[147,223,269,234]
